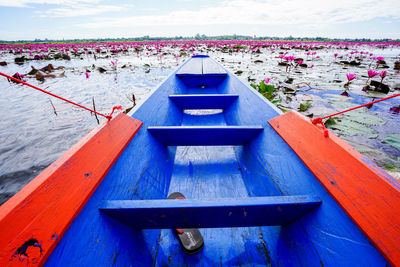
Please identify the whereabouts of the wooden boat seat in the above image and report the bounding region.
[169,94,238,109]
[100,195,321,229]
[147,126,263,146]
[176,55,227,86]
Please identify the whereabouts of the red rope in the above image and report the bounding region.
[0,72,122,121]
[312,93,400,137]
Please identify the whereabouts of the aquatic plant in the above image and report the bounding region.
[250,79,279,104]
[299,101,312,111]
[366,70,379,86]
[345,73,357,87]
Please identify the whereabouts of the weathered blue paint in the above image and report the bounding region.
[100,196,321,229]
[176,55,227,87]
[169,94,238,109]
[44,56,388,266]
[148,126,263,146]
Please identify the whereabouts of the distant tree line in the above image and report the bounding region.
[0,34,399,45]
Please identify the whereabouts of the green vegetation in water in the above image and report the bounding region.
[299,101,312,111]
[327,119,379,139]
[324,117,337,127]
[251,80,281,104]
[384,134,400,150]
[384,164,397,170]
[343,112,386,126]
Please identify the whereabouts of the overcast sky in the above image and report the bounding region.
[0,0,399,41]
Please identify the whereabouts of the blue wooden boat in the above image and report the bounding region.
[0,55,399,266]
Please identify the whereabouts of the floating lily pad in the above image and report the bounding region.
[384,134,400,150]
[234,70,243,75]
[328,120,379,139]
[323,93,353,102]
[343,112,386,126]
[299,101,312,111]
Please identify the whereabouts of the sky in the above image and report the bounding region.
[0,0,399,41]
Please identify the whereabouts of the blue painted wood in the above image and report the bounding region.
[100,196,321,229]
[202,57,227,75]
[176,57,202,75]
[44,56,388,266]
[155,110,274,266]
[148,126,263,146]
[176,55,227,87]
[176,75,227,87]
[169,94,238,109]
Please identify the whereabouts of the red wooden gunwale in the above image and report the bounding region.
[0,113,142,266]
[269,111,400,267]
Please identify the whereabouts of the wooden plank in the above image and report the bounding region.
[202,57,227,75]
[269,110,400,267]
[176,57,203,75]
[147,126,263,146]
[0,113,142,266]
[176,56,227,87]
[100,196,321,229]
[169,94,238,109]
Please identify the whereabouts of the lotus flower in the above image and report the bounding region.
[85,72,89,79]
[264,78,270,84]
[368,70,379,78]
[346,73,356,81]
[380,71,387,79]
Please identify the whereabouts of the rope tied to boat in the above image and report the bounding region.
[0,71,122,121]
[312,93,400,137]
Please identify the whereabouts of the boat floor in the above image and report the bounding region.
[154,114,270,265]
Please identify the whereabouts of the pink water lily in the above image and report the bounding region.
[378,70,387,89]
[284,55,296,61]
[264,78,270,84]
[368,70,379,78]
[85,72,89,79]
[344,73,356,88]
[346,73,357,81]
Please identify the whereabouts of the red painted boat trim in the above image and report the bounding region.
[0,113,142,266]
[269,111,400,266]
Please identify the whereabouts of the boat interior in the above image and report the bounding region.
[45,56,387,266]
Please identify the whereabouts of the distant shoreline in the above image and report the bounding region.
[1,35,399,45]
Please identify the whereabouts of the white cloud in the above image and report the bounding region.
[0,0,124,18]
[37,4,123,17]
[0,0,99,8]
[77,0,400,28]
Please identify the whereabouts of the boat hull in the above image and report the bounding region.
[2,56,397,266]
